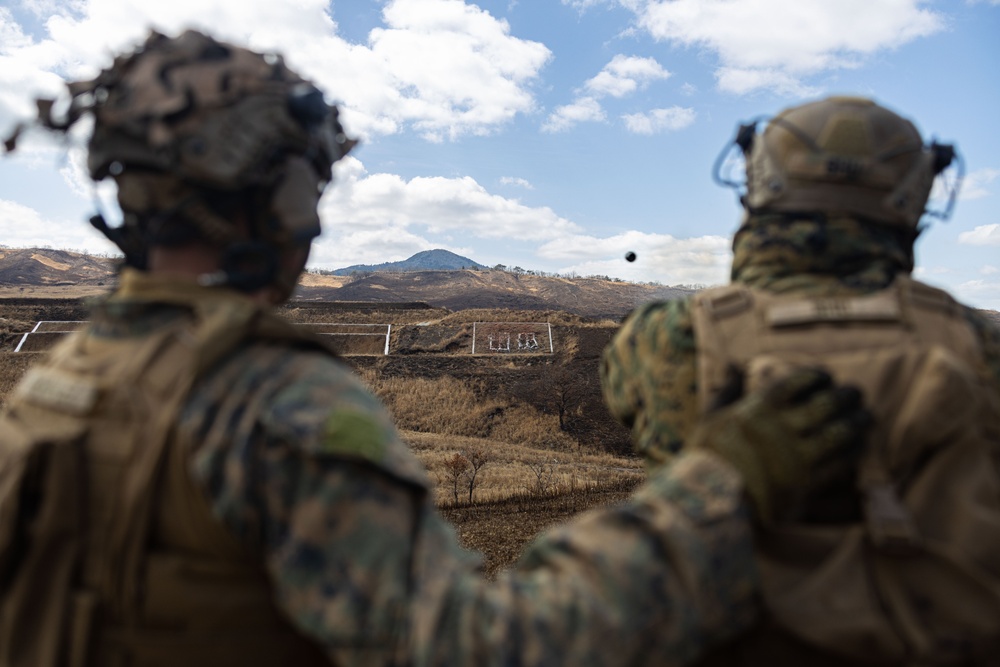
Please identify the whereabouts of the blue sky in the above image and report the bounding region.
[1,0,998,307]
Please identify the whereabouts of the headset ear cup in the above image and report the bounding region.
[736,122,757,153]
[931,142,955,175]
[89,213,148,270]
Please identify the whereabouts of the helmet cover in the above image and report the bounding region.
[11,29,356,262]
[742,96,946,228]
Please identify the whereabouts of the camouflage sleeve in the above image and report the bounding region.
[184,345,758,667]
[601,299,701,466]
[409,450,758,667]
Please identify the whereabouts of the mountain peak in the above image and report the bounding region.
[332,249,485,276]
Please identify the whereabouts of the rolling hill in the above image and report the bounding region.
[331,249,486,275]
[2,246,998,325]
[295,268,693,318]
[0,247,117,286]
[0,247,692,318]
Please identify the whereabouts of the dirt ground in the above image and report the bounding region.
[441,480,640,577]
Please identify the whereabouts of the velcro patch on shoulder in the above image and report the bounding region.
[323,410,388,463]
[14,367,99,415]
[699,286,753,320]
[321,409,429,490]
[767,291,901,327]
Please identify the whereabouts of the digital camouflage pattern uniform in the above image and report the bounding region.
[602,214,1000,467]
[88,271,761,667]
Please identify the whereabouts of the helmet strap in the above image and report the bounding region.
[214,241,280,292]
[89,212,148,270]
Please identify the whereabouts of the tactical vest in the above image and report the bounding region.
[691,276,1000,666]
[0,276,335,667]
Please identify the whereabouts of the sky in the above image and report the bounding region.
[1,0,999,308]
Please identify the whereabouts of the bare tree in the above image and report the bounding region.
[539,365,588,432]
[442,453,470,504]
[524,459,556,494]
[463,445,491,503]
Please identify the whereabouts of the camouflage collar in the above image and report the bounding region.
[109,268,253,304]
[730,213,914,296]
[89,268,261,337]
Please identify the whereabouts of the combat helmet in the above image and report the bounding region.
[716,96,959,229]
[6,29,356,297]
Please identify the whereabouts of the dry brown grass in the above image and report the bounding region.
[358,372,579,450]
[402,430,643,508]
[0,286,111,299]
[297,273,350,288]
[280,304,449,325]
[440,481,640,577]
[0,352,43,408]
[437,308,612,327]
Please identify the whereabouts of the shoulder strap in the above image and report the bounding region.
[691,284,757,413]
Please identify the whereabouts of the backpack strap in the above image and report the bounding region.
[691,284,756,415]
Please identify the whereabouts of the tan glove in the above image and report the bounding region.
[687,368,870,521]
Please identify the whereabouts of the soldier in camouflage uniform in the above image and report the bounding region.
[603,96,1000,468]
[0,33,870,667]
[601,97,1000,663]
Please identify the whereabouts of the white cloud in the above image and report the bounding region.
[542,96,605,132]
[314,156,581,266]
[982,265,999,275]
[958,224,1000,246]
[715,67,818,97]
[623,0,943,95]
[954,279,1000,311]
[0,10,67,137]
[561,0,611,8]
[960,167,1000,200]
[500,176,533,189]
[313,157,730,286]
[912,266,951,280]
[622,106,695,134]
[0,0,551,147]
[680,82,696,96]
[537,230,731,286]
[308,227,441,269]
[931,167,1000,204]
[366,0,552,140]
[584,54,670,98]
[0,199,117,253]
[544,54,669,132]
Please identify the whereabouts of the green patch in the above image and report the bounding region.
[323,410,386,463]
